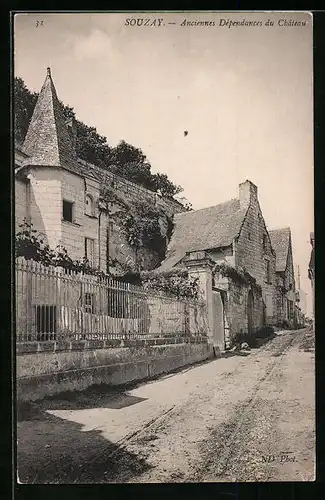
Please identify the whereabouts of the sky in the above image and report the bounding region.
[14,11,314,315]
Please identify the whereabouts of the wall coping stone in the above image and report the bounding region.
[16,335,208,354]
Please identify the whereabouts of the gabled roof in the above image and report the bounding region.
[22,68,77,170]
[269,227,291,272]
[157,198,247,272]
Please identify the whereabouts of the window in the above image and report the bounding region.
[263,234,267,251]
[265,259,271,283]
[85,194,94,216]
[35,305,57,340]
[63,200,74,222]
[85,237,95,266]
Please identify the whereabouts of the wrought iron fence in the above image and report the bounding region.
[15,257,208,342]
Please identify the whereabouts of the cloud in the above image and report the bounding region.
[72,29,113,60]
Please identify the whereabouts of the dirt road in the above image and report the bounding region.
[17,328,315,483]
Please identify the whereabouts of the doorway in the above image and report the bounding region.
[212,289,225,350]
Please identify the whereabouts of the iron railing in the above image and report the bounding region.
[15,257,208,342]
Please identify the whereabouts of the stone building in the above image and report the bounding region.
[157,180,277,348]
[15,68,185,274]
[269,227,297,328]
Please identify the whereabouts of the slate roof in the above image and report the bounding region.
[22,68,77,170]
[269,227,291,273]
[157,198,247,272]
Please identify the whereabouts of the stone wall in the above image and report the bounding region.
[78,158,186,219]
[16,339,214,401]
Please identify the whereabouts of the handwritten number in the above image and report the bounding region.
[36,21,44,27]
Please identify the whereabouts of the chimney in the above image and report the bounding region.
[239,180,258,209]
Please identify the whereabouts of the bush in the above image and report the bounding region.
[255,326,275,339]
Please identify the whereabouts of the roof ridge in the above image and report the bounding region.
[176,197,240,217]
[269,226,291,233]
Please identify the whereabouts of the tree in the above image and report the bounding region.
[14,76,184,197]
[14,77,38,144]
[108,140,156,190]
[75,121,113,169]
[152,172,183,198]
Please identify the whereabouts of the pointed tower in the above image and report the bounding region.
[22,67,77,169]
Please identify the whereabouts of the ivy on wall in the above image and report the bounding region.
[213,262,262,294]
[140,268,200,299]
[99,186,174,261]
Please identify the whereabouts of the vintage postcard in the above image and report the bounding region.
[14,11,314,483]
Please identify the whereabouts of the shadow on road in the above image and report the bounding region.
[17,401,152,484]
[20,385,149,412]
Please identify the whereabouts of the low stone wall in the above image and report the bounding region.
[17,338,215,402]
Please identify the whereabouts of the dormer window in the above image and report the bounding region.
[85,194,94,216]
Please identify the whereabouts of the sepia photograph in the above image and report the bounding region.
[14,11,314,483]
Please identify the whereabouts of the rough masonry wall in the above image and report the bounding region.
[78,158,186,219]
[235,199,277,324]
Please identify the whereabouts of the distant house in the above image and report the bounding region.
[15,68,185,275]
[157,180,277,345]
[269,228,296,328]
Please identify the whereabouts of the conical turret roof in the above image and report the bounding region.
[22,67,77,169]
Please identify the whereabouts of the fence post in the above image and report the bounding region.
[183,251,215,347]
[26,259,34,341]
